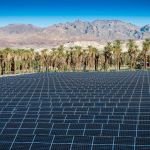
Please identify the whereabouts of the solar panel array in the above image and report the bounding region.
[0,71,150,150]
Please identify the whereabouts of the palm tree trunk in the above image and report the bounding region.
[144,52,147,69]
[131,57,133,70]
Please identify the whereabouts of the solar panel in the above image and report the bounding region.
[0,71,150,149]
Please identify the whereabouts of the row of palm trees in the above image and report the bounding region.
[0,39,150,75]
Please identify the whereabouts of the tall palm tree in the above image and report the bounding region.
[55,45,66,71]
[121,52,128,67]
[29,49,35,72]
[2,48,13,74]
[95,50,99,71]
[41,49,49,71]
[50,48,57,71]
[74,46,83,71]
[82,49,88,71]
[11,51,16,74]
[87,46,98,71]
[34,52,41,72]
[65,50,71,71]
[142,39,150,69]
[0,51,5,75]
[127,39,139,69]
[113,40,122,70]
[98,52,105,71]
[103,42,113,71]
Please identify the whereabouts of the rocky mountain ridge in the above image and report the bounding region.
[0,20,149,49]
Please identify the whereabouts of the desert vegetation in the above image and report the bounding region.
[0,39,150,75]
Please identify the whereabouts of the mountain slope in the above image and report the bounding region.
[0,20,149,48]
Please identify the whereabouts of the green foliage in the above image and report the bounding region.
[0,40,150,75]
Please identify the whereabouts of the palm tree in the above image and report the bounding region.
[142,39,150,69]
[23,50,32,72]
[103,42,113,71]
[41,49,49,71]
[113,40,122,70]
[55,45,66,71]
[18,49,27,73]
[127,39,139,69]
[87,46,98,71]
[74,46,83,71]
[50,48,57,71]
[121,52,128,67]
[12,49,22,74]
[34,52,41,72]
[95,50,99,71]
[68,47,76,71]
[0,51,5,75]
[29,49,35,72]
[65,50,71,71]
[2,48,14,74]
[98,52,105,71]
[82,49,88,71]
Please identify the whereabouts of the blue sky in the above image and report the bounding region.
[0,0,150,27]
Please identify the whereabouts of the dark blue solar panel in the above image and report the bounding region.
[0,71,150,149]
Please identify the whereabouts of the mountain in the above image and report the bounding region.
[141,24,150,39]
[0,24,42,34]
[0,20,149,49]
[141,24,150,32]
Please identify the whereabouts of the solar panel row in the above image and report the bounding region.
[0,71,150,150]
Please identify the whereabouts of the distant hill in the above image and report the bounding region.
[0,20,150,49]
